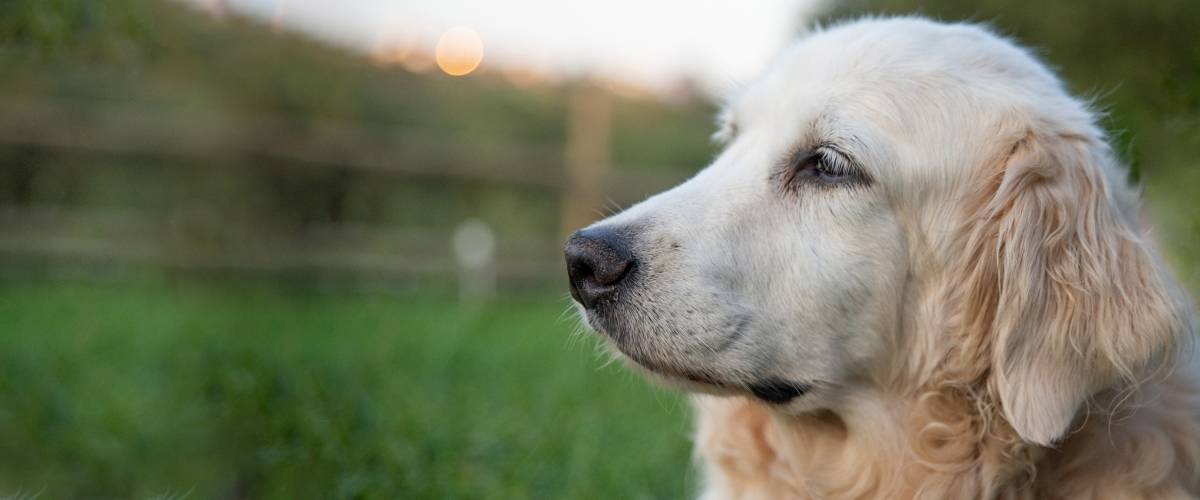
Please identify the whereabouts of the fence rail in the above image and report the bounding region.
[0,95,692,200]
[0,92,693,289]
[0,205,563,283]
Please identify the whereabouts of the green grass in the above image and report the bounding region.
[0,279,696,499]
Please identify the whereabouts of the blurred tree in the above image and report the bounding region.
[0,0,155,62]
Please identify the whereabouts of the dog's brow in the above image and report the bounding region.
[807,116,869,173]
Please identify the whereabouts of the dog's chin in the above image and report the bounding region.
[640,368,745,396]
[583,306,816,407]
[618,350,821,410]
[613,350,743,396]
[584,315,738,393]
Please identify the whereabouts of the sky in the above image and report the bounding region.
[193,0,825,95]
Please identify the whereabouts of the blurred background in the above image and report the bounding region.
[0,0,1196,497]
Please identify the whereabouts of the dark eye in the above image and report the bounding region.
[809,153,854,183]
[780,148,866,190]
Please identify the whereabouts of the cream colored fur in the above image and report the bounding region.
[573,17,1199,499]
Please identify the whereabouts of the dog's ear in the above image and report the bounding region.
[960,127,1185,446]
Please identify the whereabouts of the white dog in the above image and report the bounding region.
[565,17,1199,499]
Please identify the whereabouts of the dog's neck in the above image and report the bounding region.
[694,387,1014,499]
[694,367,1200,499]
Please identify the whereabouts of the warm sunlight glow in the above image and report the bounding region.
[435,26,484,76]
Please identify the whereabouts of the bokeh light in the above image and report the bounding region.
[435,26,483,76]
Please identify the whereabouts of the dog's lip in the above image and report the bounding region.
[634,358,814,404]
[747,378,812,404]
[623,352,729,387]
[621,348,815,401]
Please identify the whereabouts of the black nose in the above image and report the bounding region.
[564,227,635,308]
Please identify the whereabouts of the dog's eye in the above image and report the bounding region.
[809,152,854,183]
[781,148,866,190]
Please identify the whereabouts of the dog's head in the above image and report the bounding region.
[565,18,1190,446]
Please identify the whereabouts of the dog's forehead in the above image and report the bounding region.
[727,18,1048,133]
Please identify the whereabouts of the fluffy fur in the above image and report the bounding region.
[569,17,1199,499]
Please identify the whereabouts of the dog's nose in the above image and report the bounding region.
[564,227,635,308]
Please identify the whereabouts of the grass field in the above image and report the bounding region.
[0,279,697,499]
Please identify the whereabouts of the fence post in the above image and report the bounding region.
[560,83,612,241]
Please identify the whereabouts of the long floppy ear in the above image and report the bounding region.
[960,127,1186,446]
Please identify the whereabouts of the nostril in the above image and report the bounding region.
[566,257,594,303]
[588,250,632,287]
[564,226,636,308]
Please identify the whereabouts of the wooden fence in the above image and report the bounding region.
[0,90,694,290]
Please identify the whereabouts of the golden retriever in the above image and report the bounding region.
[564,17,1199,499]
